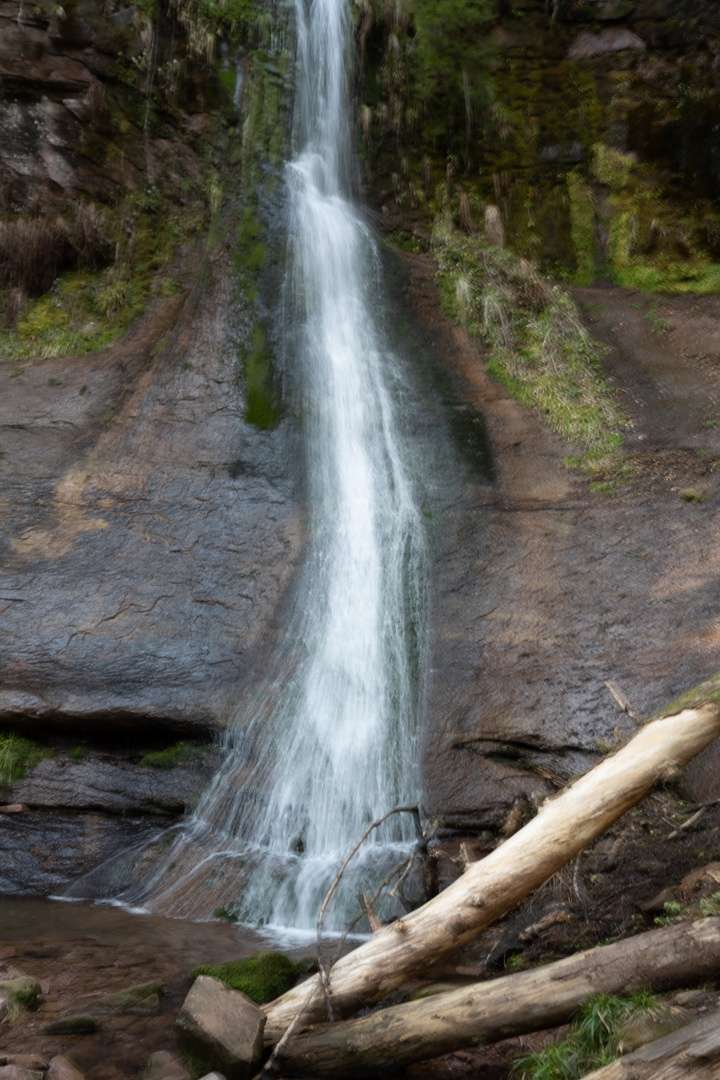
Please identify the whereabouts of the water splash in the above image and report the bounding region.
[69,0,427,932]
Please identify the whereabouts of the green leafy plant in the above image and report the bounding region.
[645,304,671,334]
[653,899,685,926]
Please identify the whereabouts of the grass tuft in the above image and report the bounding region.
[0,733,54,786]
[511,991,659,1080]
[432,218,626,480]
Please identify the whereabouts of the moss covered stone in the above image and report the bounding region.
[98,982,163,1012]
[43,1015,97,1034]
[139,741,205,769]
[0,976,41,1009]
[188,952,299,1004]
[659,671,720,718]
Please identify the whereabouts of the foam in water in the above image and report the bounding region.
[66,0,427,932]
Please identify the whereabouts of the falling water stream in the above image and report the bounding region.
[68,0,427,933]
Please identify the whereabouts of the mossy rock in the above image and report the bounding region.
[659,671,720,717]
[188,952,300,1004]
[43,1015,97,1034]
[0,976,41,1009]
[139,741,205,769]
[98,981,163,1012]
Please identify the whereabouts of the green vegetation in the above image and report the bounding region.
[70,746,88,761]
[654,891,720,926]
[0,184,213,362]
[213,905,240,922]
[591,144,634,192]
[43,1016,97,1035]
[243,327,279,428]
[0,733,53,786]
[188,951,300,1004]
[511,991,658,1080]
[679,486,708,503]
[139,740,207,769]
[99,982,163,1011]
[431,215,625,481]
[179,1050,215,1080]
[659,669,720,718]
[0,977,41,1010]
[567,172,596,286]
[645,304,671,335]
[409,0,495,157]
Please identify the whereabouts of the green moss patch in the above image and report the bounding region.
[43,1015,97,1035]
[658,670,720,718]
[139,741,207,769]
[98,982,163,1012]
[188,952,300,1004]
[0,977,41,1009]
[0,733,54,786]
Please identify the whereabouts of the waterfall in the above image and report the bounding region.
[71,0,427,933]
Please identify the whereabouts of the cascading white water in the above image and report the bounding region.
[72,0,427,932]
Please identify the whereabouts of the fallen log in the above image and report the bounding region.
[581,1009,720,1079]
[264,703,720,1042]
[277,917,720,1077]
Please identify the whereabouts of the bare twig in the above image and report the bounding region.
[327,856,410,973]
[604,679,640,723]
[573,853,588,923]
[668,805,707,838]
[253,984,317,1080]
[316,804,421,1022]
[358,892,382,933]
[387,852,417,902]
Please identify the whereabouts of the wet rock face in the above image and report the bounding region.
[8,748,222,814]
[404,256,720,825]
[0,0,212,211]
[0,810,157,896]
[175,976,265,1080]
[0,253,304,735]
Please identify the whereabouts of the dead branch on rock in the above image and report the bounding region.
[264,703,720,1041]
[277,917,720,1078]
[605,679,640,723]
[316,804,423,1021]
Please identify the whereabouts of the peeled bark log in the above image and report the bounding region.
[277,917,720,1077]
[582,1009,720,1079]
[264,704,720,1042]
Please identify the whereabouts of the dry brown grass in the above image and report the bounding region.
[71,203,107,269]
[0,218,70,297]
[0,205,108,310]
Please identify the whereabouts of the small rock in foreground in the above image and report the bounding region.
[46,1058,86,1080]
[175,975,265,1080]
[0,1067,45,1080]
[144,1051,190,1080]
